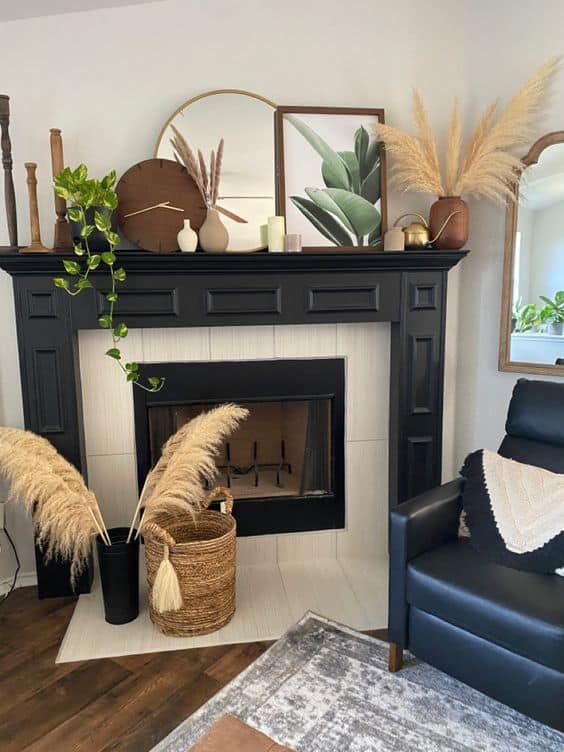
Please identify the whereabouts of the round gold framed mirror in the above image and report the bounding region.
[155,89,277,252]
[499,131,564,375]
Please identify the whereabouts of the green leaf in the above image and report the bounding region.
[63,259,80,275]
[338,151,360,195]
[357,130,381,182]
[54,185,71,201]
[113,322,128,338]
[125,362,139,372]
[113,267,126,282]
[106,347,121,360]
[363,140,380,178]
[127,372,139,382]
[107,230,120,247]
[286,114,351,190]
[148,376,161,387]
[101,251,116,266]
[101,171,117,190]
[555,290,564,305]
[76,278,93,290]
[322,188,381,237]
[53,277,69,290]
[94,210,110,233]
[360,163,381,204]
[304,187,355,233]
[290,196,354,246]
[88,254,101,270]
[98,314,112,328]
[73,164,88,183]
[354,127,369,177]
[73,244,85,257]
[106,291,118,302]
[80,224,95,238]
[368,223,383,248]
[103,192,118,211]
[68,206,82,223]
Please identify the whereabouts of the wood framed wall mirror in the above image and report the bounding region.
[499,131,564,375]
[155,89,277,252]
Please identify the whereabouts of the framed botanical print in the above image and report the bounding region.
[275,106,387,251]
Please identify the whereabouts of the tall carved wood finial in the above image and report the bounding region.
[50,128,73,251]
[0,95,18,249]
[21,162,51,253]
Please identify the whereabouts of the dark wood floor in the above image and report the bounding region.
[0,586,386,751]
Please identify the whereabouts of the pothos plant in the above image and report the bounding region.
[53,165,164,393]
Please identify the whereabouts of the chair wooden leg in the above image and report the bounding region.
[388,643,404,673]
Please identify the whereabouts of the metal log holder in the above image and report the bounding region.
[216,440,293,490]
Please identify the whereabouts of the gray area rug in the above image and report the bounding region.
[152,612,564,752]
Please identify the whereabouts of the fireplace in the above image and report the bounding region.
[133,358,345,535]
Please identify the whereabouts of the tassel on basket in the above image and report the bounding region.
[151,544,183,613]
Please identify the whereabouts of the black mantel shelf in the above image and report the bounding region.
[0,247,467,598]
[0,249,467,274]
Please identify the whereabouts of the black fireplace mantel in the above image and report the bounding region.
[0,248,467,597]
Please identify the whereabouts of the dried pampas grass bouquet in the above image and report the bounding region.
[0,427,109,586]
[375,58,559,201]
[374,58,559,250]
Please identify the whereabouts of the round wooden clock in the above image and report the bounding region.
[115,158,207,252]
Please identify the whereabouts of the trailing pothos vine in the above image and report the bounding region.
[53,165,164,393]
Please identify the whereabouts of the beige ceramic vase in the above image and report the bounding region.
[199,208,229,253]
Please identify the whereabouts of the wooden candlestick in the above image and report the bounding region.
[50,128,73,251]
[22,162,50,253]
[0,95,18,249]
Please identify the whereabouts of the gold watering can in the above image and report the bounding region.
[394,211,461,249]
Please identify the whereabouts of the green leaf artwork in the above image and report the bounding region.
[287,118,383,247]
[52,164,164,393]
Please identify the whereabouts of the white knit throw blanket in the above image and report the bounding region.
[483,449,564,555]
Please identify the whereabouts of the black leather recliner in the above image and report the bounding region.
[388,378,564,731]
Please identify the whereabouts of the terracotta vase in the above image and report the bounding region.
[429,196,468,250]
[199,208,229,253]
[177,219,198,252]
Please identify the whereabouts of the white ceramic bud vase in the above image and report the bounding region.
[177,219,198,252]
[199,208,229,253]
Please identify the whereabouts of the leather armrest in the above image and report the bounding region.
[388,478,463,647]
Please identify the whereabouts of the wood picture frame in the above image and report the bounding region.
[498,131,564,376]
[275,106,387,252]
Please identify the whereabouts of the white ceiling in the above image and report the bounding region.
[0,0,165,23]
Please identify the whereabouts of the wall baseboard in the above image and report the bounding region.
[0,569,37,595]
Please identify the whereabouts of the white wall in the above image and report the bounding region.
[1,0,563,587]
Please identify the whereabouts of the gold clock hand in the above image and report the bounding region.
[160,204,184,213]
[124,201,171,218]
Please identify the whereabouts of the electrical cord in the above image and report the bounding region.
[0,524,20,606]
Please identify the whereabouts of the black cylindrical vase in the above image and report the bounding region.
[97,527,139,625]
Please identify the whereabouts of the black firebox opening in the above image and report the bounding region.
[134,358,345,536]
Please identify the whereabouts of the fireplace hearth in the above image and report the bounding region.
[134,359,345,535]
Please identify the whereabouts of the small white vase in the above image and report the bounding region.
[199,208,229,253]
[177,219,198,252]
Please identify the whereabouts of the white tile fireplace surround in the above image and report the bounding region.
[59,322,389,661]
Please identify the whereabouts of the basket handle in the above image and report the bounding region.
[142,521,176,548]
[201,485,234,515]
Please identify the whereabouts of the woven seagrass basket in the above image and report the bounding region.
[143,487,236,636]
